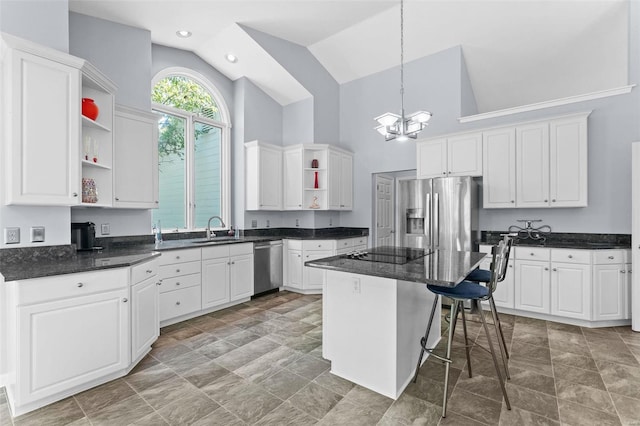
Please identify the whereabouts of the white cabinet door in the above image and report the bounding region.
[328,149,341,210]
[131,276,159,361]
[339,153,353,210]
[447,133,482,177]
[482,128,516,208]
[283,148,303,210]
[304,250,334,290]
[17,288,129,405]
[201,257,230,309]
[516,122,550,208]
[113,107,159,208]
[230,254,254,301]
[5,49,81,206]
[515,260,550,313]
[549,116,588,207]
[416,139,447,178]
[593,264,626,321]
[287,250,303,289]
[259,145,283,210]
[551,262,591,320]
[494,261,515,309]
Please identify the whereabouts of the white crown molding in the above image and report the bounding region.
[458,85,636,124]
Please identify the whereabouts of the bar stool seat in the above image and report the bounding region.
[427,281,489,299]
[465,268,491,282]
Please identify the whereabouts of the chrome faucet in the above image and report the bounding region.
[206,216,226,240]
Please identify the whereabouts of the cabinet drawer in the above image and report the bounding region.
[551,249,590,264]
[159,273,201,294]
[159,285,201,322]
[353,237,367,247]
[159,249,201,266]
[337,239,353,250]
[593,250,626,265]
[15,268,128,305]
[201,245,229,260]
[515,247,550,261]
[230,243,254,256]
[287,239,302,250]
[303,240,336,251]
[131,258,159,284]
[159,260,201,278]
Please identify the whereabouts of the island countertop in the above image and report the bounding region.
[305,246,486,287]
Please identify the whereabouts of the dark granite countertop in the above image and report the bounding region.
[305,247,486,287]
[479,231,631,250]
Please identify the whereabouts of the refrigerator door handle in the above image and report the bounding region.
[425,193,431,245]
[434,193,439,248]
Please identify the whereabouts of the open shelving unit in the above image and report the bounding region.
[303,147,328,210]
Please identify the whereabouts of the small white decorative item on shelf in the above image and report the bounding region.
[310,196,320,209]
[82,178,98,203]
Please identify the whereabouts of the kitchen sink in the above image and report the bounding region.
[190,237,238,244]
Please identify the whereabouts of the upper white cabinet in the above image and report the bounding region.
[113,106,159,208]
[1,33,117,207]
[328,147,353,210]
[549,116,588,207]
[482,128,516,208]
[516,122,550,208]
[245,140,282,210]
[283,146,303,210]
[416,133,482,179]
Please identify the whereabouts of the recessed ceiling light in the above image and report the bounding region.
[176,30,192,38]
[225,53,238,63]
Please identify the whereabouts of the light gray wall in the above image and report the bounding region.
[0,0,68,52]
[242,26,339,143]
[460,50,478,117]
[283,98,314,145]
[69,12,151,110]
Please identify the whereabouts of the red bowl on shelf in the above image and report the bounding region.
[82,98,99,121]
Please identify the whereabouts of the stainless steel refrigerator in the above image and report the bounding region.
[396,177,478,251]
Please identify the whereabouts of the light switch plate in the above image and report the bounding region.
[101,223,110,235]
[31,226,45,242]
[251,220,258,228]
[4,227,20,244]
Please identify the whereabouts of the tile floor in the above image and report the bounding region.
[1,291,640,425]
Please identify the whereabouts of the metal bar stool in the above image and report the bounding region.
[413,240,511,418]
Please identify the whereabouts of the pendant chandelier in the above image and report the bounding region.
[374,0,431,142]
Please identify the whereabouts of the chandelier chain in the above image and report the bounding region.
[400,0,405,112]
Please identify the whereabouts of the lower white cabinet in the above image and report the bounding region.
[593,265,627,320]
[515,259,551,314]
[131,259,159,362]
[284,239,345,293]
[303,250,334,291]
[478,245,514,309]
[8,268,129,413]
[201,243,254,309]
[230,251,254,301]
[158,248,202,322]
[201,256,230,308]
[551,262,591,320]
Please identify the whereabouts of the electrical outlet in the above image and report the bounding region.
[4,227,20,244]
[352,279,361,294]
[329,217,333,226]
[295,219,299,227]
[266,219,270,228]
[30,226,45,242]
[251,220,258,228]
[101,223,111,235]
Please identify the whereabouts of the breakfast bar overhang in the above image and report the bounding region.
[306,247,486,399]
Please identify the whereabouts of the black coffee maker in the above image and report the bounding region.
[71,222,101,251]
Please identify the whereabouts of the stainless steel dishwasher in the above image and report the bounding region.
[254,240,283,296]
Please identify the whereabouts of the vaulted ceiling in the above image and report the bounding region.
[69,0,629,114]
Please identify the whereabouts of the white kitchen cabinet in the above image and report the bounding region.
[592,250,630,321]
[229,252,254,301]
[516,122,550,208]
[201,256,230,308]
[284,239,337,293]
[201,243,253,308]
[551,261,591,321]
[482,128,516,208]
[245,141,282,210]
[549,116,588,207]
[113,106,159,208]
[478,244,514,309]
[286,248,304,289]
[328,148,353,210]
[8,268,129,411]
[2,36,82,206]
[131,259,159,363]
[514,247,551,314]
[304,250,334,290]
[416,133,482,179]
[158,249,202,323]
[336,236,368,255]
[283,146,303,210]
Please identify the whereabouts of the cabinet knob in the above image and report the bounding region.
[442,172,446,175]
[176,282,180,286]
[297,254,301,258]
[122,298,128,303]
[608,256,615,259]
[552,199,556,202]
[544,267,549,271]
[157,282,162,286]
[176,301,181,306]
[155,201,159,204]
[508,265,513,268]
[511,200,515,203]
[72,192,78,197]
[115,197,120,201]
[530,253,535,256]
[176,256,181,259]
[621,270,626,274]
[299,204,302,207]
[176,269,180,273]
[552,268,557,271]
[77,282,84,288]
[146,269,153,273]
[568,255,573,259]
[232,261,235,265]
[544,199,548,202]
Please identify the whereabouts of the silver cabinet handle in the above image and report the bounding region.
[122,298,128,303]
[176,301,181,306]
[77,283,84,288]
[608,256,615,259]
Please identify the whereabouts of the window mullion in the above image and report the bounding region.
[186,115,196,230]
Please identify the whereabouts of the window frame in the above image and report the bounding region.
[151,67,231,232]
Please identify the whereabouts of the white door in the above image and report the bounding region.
[549,116,588,207]
[201,257,230,308]
[340,153,353,210]
[375,175,394,246]
[283,148,303,210]
[259,146,282,210]
[593,264,626,320]
[17,289,129,404]
[516,123,549,208]
[482,128,516,208]
[113,108,158,208]
[416,139,446,178]
[515,261,550,313]
[304,250,334,290]
[131,276,159,361]
[230,254,254,301]
[287,250,303,289]
[551,262,591,320]
[6,50,81,206]
[447,133,482,177]
[632,142,640,331]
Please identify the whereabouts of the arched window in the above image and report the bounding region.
[151,68,230,231]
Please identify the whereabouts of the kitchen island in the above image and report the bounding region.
[306,247,485,399]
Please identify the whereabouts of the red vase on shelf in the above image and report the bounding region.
[314,171,319,189]
[82,98,99,121]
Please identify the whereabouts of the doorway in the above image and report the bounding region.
[372,170,416,246]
